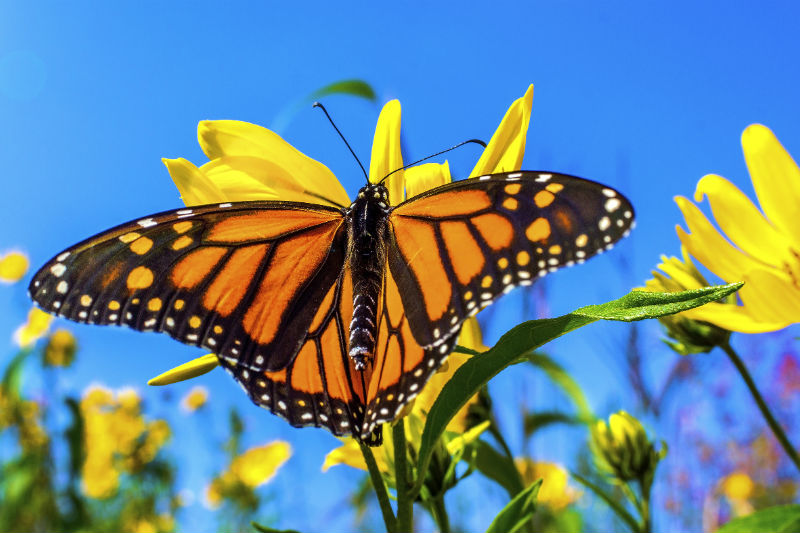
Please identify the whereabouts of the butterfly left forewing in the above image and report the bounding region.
[29,201,347,374]
[388,171,635,348]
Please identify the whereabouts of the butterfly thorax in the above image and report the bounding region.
[346,183,391,370]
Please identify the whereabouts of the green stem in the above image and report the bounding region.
[639,480,651,533]
[721,340,800,475]
[359,440,397,533]
[430,494,451,533]
[393,420,413,533]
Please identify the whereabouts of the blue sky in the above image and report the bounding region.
[2,2,800,531]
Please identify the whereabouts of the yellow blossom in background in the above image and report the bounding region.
[516,459,580,511]
[13,307,53,347]
[80,385,171,499]
[43,328,77,366]
[181,385,209,412]
[0,250,29,283]
[205,441,292,509]
[675,124,800,333]
[720,471,754,501]
[230,441,292,488]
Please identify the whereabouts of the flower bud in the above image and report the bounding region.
[590,411,665,486]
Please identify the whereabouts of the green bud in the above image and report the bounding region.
[590,411,665,485]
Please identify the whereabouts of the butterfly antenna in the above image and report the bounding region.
[313,102,369,181]
[379,138,487,184]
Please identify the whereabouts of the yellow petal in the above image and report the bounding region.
[657,257,705,290]
[682,301,789,333]
[675,197,766,281]
[0,251,29,283]
[457,317,489,352]
[737,268,800,323]
[14,307,53,347]
[694,174,791,267]
[198,120,349,207]
[230,441,292,488]
[321,438,368,472]
[162,158,227,207]
[404,161,451,200]
[742,124,800,245]
[200,156,340,205]
[369,100,404,204]
[147,354,219,386]
[470,85,533,177]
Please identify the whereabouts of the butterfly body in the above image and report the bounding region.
[29,171,634,444]
[346,183,391,371]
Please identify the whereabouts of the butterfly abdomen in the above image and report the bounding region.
[347,184,391,370]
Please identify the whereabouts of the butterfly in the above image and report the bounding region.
[29,170,633,445]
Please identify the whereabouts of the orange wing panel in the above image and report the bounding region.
[391,218,452,322]
[243,221,341,345]
[203,244,269,316]
[395,189,491,217]
[208,210,338,243]
[440,220,484,284]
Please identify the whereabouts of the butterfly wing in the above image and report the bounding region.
[388,171,635,348]
[29,201,347,373]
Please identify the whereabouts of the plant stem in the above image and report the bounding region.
[359,440,397,533]
[393,420,414,533]
[639,481,651,533]
[430,494,451,533]
[721,340,800,475]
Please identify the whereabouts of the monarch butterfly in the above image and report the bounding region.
[29,165,633,445]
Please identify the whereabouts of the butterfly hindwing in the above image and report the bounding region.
[29,201,347,374]
[388,171,635,348]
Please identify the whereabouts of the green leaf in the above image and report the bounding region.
[308,79,377,102]
[485,479,542,533]
[470,439,525,498]
[413,283,741,498]
[716,505,800,533]
[251,522,302,533]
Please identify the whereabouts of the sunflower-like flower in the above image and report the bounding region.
[676,124,800,333]
[0,250,29,283]
[153,85,534,383]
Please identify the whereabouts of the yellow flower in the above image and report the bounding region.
[43,328,77,367]
[205,441,292,508]
[79,384,170,498]
[229,441,292,488]
[720,471,754,501]
[642,248,731,355]
[180,385,209,412]
[676,124,800,333]
[13,307,53,347]
[0,250,28,283]
[516,459,580,511]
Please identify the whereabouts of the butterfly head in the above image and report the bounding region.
[354,183,390,212]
